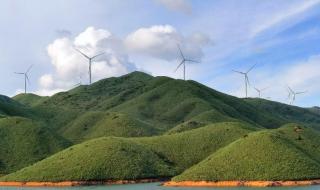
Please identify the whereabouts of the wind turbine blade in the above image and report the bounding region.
[91,52,105,59]
[246,63,257,73]
[26,74,30,84]
[232,70,245,74]
[75,48,90,59]
[26,64,33,73]
[254,87,259,92]
[296,91,307,95]
[14,72,24,75]
[245,75,250,86]
[174,61,184,72]
[185,59,200,63]
[177,44,184,59]
[261,87,269,91]
[287,86,294,94]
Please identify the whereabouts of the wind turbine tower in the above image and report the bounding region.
[233,63,257,98]
[75,48,105,84]
[174,44,199,80]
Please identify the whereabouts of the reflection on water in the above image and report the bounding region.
[0,183,319,190]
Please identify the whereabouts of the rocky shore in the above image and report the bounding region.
[0,179,163,187]
[163,180,320,187]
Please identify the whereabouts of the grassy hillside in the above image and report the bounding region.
[0,122,256,181]
[246,98,320,130]
[173,124,320,181]
[166,109,240,134]
[1,71,320,182]
[9,72,318,141]
[62,111,156,143]
[1,137,176,182]
[136,122,257,172]
[0,117,71,174]
[0,95,32,118]
[13,93,48,107]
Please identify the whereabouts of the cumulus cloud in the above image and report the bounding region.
[125,25,211,61]
[155,0,192,14]
[38,27,136,96]
[36,25,211,96]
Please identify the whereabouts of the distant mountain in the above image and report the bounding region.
[1,71,320,181]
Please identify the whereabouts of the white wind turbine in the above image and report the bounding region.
[174,44,199,80]
[75,48,105,84]
[254,87,268,98]
[233,63,257,98]
[15,65,33,94]
[287,86,307,105]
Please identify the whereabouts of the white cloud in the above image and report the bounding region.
[155,0,192,14]
[39,26,136,96]
[125,25,211,61]
[251,0,320,37]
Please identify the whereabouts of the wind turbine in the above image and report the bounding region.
[15,65,33,94]
[254,87,268,98]
[233,63,257,98]
[75,48,105,84]
[174,44,199,80]
[287,86,307,105]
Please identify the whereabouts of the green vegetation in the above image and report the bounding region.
[62,111,156,143]
[173,124,320,181]
[13,93,48,107]
[1,137,175,182]
[0,122,256,181]
[0,117,71,174]
[0,71,320,182]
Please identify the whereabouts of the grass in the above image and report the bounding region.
[245,98,320,130]
[173,124,320,181]
[9,71,319,140]
[0,122,256,181]
[0,117,71,174]
[1,137,176,182]
[62,111,157,143]
[13,93,48,107]
[0,95,32,118]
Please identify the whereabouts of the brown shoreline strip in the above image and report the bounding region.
[163,180,320,187]
[0,179,163,187]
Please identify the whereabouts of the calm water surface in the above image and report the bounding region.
[0,183,319,190]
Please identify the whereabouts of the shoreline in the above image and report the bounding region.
[163,180,320,187]
[0,179,164,187]
[1,179,320,187]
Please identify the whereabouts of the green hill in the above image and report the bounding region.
[62,111,156,143]
[10,72,319,141]
[245,98,320,130]
[173,124,320,181]
[0,95,32,118]
[0,117,71,175]
[13,93,48,107]
[0,137,175,182]
[0,122,255,181]
[1,71,320,182]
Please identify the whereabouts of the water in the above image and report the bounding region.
[0,183,319,190]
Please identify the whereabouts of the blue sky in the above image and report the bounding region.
[1,0,320,107]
